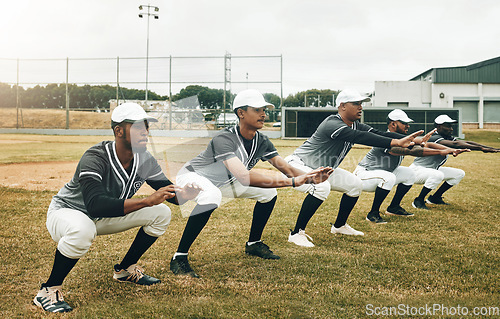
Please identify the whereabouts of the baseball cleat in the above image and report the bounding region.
[330,223,364,236]
[412,197,430,210]
[385,205,414,217]
[113,264,161,285]
[366,211,388,224]
[170,256,200,278]
[33,285,73,313]
[245,241,280,259]
[288,229,315,247]
[426,195,450,205]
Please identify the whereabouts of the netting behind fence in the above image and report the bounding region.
[0,54,282,129]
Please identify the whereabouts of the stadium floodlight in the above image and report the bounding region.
[138,4,160,105]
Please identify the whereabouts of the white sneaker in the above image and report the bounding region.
[288,229,314,247]
[33,285,73,313]
[330,223,364,236]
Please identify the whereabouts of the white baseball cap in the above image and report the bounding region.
[335,89,371,107]
[434,114,457,125]
[111,102,158,123]
[232,89,275,110]
[388,109,414,123]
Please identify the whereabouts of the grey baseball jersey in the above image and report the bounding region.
[186,125,279,187]
[358,146,403,172]
[293,114,397,169]
[51,141,172,218]
[412,133,457,169]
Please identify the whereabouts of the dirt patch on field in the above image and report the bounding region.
[0,108,111,129]
[0,161,182,194]
[0,140,42,144]
[0,161,279,195]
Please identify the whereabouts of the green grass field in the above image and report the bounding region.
[1,131,499,318]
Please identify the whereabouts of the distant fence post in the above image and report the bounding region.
[280,54,283,108]
[16,58,19,129]
[169,55,172,130]
[116,56,120,105]
[66,57,70,129]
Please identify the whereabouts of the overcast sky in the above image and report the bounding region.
[2,0,499,97]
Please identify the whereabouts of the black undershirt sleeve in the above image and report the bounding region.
[147,179,179,205]
[80,177,125,218]
[336,128,394,148]
[368,128,406,139]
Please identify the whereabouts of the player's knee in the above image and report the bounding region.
[448,169,465,185]
[380,174,396,190]
[406,171,416,185]
[58,221,96,259]
[145,204,172,237]
[310,181,330,201]
[346,177,363,197]
[197,187,222,207]
[258,188,278,203]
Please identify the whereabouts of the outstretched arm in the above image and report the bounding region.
[438,139,500,152]
[335,127,423,149]
[390,130,424,148]
[223,157,333,188]
[388,145,470,157]
[267,155,333,182]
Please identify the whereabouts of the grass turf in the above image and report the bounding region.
[0,131,499,318]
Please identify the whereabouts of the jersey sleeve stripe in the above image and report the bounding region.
[79,171,103,180]
[215,152,236,159]
[147,171,163,179]
[330,126,346,139]
[263,150,278,157]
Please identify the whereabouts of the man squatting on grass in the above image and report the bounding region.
[34,103,202,313]
[170,89,333,278]
[286,89,430,248]
[353,109,469,224]
[410,114,500,210]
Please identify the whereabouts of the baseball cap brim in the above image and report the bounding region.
[434,115,457,124]
[122,117,158,123]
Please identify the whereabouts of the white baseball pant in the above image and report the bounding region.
[409,164,465,189]
[284,155,363,200]
[46,200,171,259]
[175,169,278,207]
[353,165,416,192]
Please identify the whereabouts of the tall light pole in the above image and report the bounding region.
[138,4,159,106]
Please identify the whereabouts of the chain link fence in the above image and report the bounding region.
[0,54,282,130]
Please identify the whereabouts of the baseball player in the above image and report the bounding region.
[33,103,201,313]
[286,89,425,247]
[354,109,469,224]
[411,114,498,209]
[170,89,333,277]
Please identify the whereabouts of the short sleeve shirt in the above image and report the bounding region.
[412,133,457,169]
[358,146,403,172]
[293,114,375,169]
[187,126,279,187]
[51,141,169,216]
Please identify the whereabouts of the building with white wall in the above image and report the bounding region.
[373,57,500,129]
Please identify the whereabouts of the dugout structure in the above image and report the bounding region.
[282,107,462,138]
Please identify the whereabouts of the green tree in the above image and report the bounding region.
[283,89,339,108]
[0,83,16,108]
[263,93,281,109]
[173,85,232,110]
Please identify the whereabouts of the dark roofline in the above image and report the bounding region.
[466,56,500,70]
[409,56,500,81]
[409,68,433,81]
